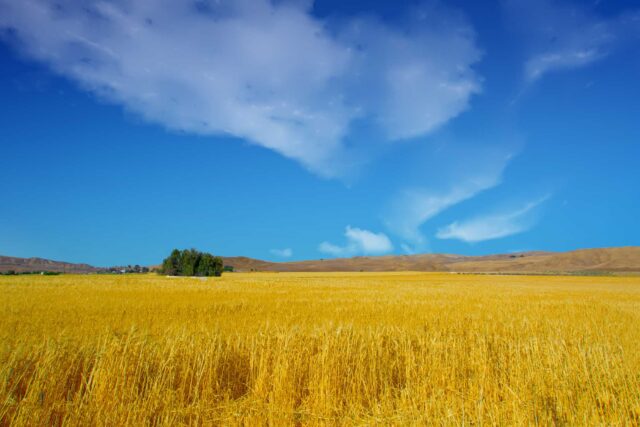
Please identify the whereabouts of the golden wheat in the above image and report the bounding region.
[1,272,639,425]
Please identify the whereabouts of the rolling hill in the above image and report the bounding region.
[222,246,640,274]
[2,246,639,275]
[0,256,101,274]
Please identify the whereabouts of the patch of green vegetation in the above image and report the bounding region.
[1,271,61,276]
[159,249,224,277]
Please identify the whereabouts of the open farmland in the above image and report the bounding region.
[1,273,639,425]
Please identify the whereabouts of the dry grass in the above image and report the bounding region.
[1,272,639,425]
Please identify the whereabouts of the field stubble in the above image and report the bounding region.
[1,272,639,425]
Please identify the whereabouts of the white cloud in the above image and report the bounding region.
[384,150,513,247]
[400,243,417,255]
[270,248,292,258]
[319,226,393,257]
[0,0,481,177]
[504,0,639,82]
[526,49,605,82]
[436,196,550,243]
[317,242,349,257]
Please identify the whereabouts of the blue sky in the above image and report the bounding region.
[0,0,639,266]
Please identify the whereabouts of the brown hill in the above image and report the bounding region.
[3,247,639,275]
[0,256,101,274]
[232,253,456,272]
[223,247,640,274]
[448,247,640,273]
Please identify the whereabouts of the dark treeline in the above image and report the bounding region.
[159,249,224,277]
[1,271,61,276]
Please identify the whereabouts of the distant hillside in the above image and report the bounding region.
[0,256,101,274]
[3,247,640,275]
[447,247,640,273]
[221,256,275,272]
[223,247,640,274]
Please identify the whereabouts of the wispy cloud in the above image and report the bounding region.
[319,226,393,257]
[504,0,640,83]
[526,49,605,83]
[0,0,481,177]
[269,248,293,258]
[436,195,550,243]
[384,149,514,248]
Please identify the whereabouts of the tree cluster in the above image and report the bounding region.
[159,249,224,277]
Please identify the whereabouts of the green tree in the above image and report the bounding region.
[211,256,223,276]
[179,249,199,276]
[159,249,223,277]
[161,249,181,276]
[197,253,224,277]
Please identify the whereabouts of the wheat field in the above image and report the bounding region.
[1,272,639,426]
